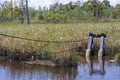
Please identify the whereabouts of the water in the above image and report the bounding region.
[0,57,120,80]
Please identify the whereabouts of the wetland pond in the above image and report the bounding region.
[0,56,120,80]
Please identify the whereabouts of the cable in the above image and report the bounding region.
[0,33,88,43]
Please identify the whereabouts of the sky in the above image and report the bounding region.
[28,0,120,9]
[2,0,120,9]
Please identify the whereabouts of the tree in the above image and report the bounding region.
[18,0,26,23]
[0,1,13,21]
[37,7,44,20]
[0,0,119,23]
[83,0,95,20]
[112,4,120,19]
[29,7,37,20]
[103,0,110,7]
[99,0,112,19]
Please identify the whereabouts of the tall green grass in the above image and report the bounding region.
[115,51,120,60]
[0,22,120,40]
[0,22,120,66]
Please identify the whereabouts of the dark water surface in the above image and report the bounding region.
[0,57,120,80]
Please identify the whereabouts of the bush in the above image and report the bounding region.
[115,51,120,60]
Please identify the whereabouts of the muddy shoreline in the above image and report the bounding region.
[0,53,119,67]
[0,39,120,67]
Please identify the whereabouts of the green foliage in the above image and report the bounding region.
[115,51,120,60]
[0,1,13,20]
[112,4,120,19]
[0,0,120,23]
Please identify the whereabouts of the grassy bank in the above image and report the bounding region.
[0,22,120,67]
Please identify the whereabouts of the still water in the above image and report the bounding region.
[0,57,120,80]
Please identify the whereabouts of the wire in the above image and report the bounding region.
[0,33,88,43]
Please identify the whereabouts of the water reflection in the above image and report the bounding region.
[98,56,105,75]
[86,56,105,75]
[0,59,77,80]
[86,56,93,75]
[0,56,120,80]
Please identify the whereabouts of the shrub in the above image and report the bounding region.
[115,51,120,60]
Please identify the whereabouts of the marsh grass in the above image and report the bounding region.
[0,22,120,66]
[115,51,120,60]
